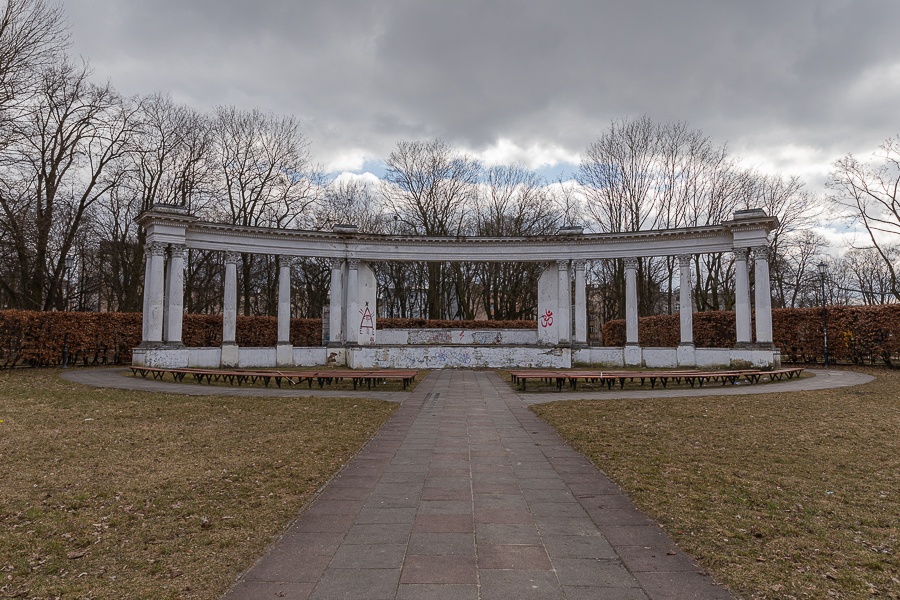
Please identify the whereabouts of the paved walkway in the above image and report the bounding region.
[221,370,733,600]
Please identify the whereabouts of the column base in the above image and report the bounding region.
[676,343,696,367]
[276,342,293,367]
[220,343,239,368]
[624,344,643,367]
[138,340,166,349]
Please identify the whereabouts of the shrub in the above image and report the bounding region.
[602,305,900,365]
[0,310,535,367]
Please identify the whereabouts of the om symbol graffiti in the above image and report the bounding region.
[540,309,554,328]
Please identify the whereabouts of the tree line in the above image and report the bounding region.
[1,0,897,332]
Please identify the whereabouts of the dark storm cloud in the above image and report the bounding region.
[64,0,900,174]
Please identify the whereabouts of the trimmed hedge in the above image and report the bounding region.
[0,310,535,368]
[603,305,900,365]
[9,305,894,368]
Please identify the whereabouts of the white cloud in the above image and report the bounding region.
[463,138,581,171]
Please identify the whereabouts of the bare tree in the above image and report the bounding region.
[0,60,137,310]
[579,117,733,318]
[768,229,829,308]
[837,246,900,305]
[87,94,214,312]
[0,0,67,118]
[828,137,900,301]
[474,165,561,319]
[314,176,385,233]
[381,139,479,318]
[212,106,319,314]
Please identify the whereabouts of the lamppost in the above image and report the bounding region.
[62,255,75,369]
[64,255,75,311]
[818,261,829,368]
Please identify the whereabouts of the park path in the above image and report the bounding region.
[222,370,733,599]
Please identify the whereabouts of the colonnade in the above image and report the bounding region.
[139,244,775,366]
[134,204,779,369]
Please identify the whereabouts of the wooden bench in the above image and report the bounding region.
[507,367,804,392]
[130,367,418,390]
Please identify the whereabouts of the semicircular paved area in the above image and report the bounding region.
[60,367,873,599]
[61,367,872,405]
[518,368,873,404]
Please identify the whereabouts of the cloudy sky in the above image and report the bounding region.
[63,0,900,191]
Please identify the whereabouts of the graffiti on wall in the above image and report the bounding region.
[540,310,554,328]
[408,330,453,344]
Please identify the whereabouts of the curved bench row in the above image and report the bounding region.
[507,368,805,391]
[129,366,419,390]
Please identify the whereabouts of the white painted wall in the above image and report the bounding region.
[239,347,277,368]
[293,347,327,366]
[643,347,678,368]
[347,346,571,369]
[374,329,538,345]
[573,347,625,367]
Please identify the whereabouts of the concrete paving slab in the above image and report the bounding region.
[219,369,738,599]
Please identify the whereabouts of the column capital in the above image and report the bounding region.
[146,242,167,257]
[733,247,750,261]
[348,258,360,270]
[279,254,296,266]
[572,259,587,271]
[677,254,692,267]
[167,243,186,259]
[624,257,638,270]
[329,257,345,269]
[223,251,240,264]
[751,245,770,259]
[556,259,569,268]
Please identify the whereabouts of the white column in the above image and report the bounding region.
[144,242,166,344]
[573,260,587,346]
[734,248,752,345]
[328,258,344,346]
[345,259,360,346]
[141,246,152,342]
[753,245,774,346]
[624,257,641,366]
[536,263,559,345]
[164,244,186,345]
[677,254,696,367]
[624,257,639,345]
[557,260,571,345]
[678,255,694,346]
[276,255,293,366]
[356,261,377,345]
[221,251,239,367]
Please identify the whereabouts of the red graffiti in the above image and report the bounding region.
[540,309,554,328]
[359,302,374,334]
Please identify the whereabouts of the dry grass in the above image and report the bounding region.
[532,367,900,599]
[0,369,397,599]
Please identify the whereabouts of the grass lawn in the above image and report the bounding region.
[0,369,397,599]
[533,367,900,599]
